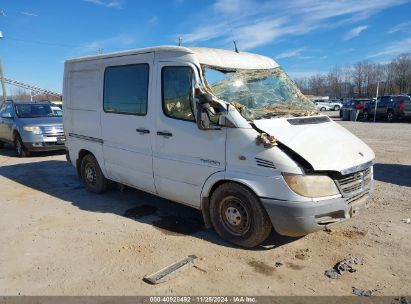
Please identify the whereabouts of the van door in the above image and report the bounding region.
[153,63,226,207]
[100,53,156,193]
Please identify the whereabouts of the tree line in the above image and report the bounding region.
[293,53,411,99]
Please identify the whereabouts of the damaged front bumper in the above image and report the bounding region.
[261,191,372,237]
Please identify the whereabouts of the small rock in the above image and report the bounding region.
[275,261,284,267]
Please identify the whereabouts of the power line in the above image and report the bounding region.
[4,36,99,50]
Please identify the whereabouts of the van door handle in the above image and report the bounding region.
[157,131,173,137]
[136,128,150,134]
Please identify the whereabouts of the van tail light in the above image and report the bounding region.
[399,101,405,111]
[355,104,363,110]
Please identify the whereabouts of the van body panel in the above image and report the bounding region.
[253,117,375,172]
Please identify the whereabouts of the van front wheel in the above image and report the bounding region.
[210,183,272,248]
[81,154,108,193]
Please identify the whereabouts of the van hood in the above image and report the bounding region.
[253,116,375,174]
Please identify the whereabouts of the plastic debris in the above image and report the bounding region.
[256,133,278,148]
[402,218,411,224]
[143,255,197,284]
[352,287,380,297]
[324,256,364,279]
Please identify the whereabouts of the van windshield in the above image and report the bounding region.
[203,67,316,120]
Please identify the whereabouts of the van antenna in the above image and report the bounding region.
[178,37,182,46]
[233,41,239,53]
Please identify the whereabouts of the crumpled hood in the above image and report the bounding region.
[253,116,375,173]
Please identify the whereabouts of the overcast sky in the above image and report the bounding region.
[2,0,411,92]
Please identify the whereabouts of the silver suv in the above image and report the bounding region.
[0,101,65,157]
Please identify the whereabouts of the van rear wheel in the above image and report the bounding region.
[210,183,272,248]
[81,154,108,193]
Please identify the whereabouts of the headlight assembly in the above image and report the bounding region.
[282,173,340,198]
[23,126,42,135]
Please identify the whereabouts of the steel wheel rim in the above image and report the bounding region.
[84,163,97,185]
[220,196,251,236]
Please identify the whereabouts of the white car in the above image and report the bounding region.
[63,46,375,248]
[315,102,333,111]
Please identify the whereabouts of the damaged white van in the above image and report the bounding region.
[63,46,374,248]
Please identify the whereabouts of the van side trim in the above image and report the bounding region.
[69,133,104,144]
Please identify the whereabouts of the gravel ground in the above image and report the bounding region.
[0,114,410,296]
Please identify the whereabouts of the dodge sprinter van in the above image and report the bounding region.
[63,46,374,248]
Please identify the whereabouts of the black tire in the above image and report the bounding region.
[80,154,108,193]
[320,107,326,111]
[14,134,30,157]
[210,182,272,248]
[0,141,4,149]
[363,110,369,120]
[334,105,340,111]
[387,110,396,122]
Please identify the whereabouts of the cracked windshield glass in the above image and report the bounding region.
[204,67,316,120]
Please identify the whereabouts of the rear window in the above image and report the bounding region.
[103,64,149,115]
[392,96,411,102]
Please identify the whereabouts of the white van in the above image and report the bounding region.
[63,46,374,248]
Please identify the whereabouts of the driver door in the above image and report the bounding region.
[153,62,226,207]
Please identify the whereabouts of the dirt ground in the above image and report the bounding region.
[0,113,410,296]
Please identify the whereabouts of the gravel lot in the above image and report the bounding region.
[0,114,410,296]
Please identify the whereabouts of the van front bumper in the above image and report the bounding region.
[260,192,371,237]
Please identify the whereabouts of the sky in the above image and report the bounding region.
[1,0,411,93]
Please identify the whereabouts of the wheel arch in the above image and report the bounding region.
[200,174,263,228]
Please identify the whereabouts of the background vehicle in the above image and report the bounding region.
[339,99,370,118]
[328,99,343,111]
[314,102,332,111]
[0,101,65,157]
[363,95,411,122]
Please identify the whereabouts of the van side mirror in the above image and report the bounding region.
[196,93,221,131]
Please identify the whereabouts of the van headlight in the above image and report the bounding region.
[23,126,42,135]
[282,173,340,198]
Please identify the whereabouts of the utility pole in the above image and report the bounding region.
[373,81,379,122]
[0,31,6,102]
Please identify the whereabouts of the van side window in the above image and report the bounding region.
[162,66,194,121]
[103,64,149,115]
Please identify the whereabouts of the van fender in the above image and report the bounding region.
[200,170,271,228]
[69,139,106,177]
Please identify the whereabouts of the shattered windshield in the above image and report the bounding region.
[203,67,316,120]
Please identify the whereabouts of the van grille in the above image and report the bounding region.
[255,157,276,169]
[40,125,64,137]
[335,167,372,199]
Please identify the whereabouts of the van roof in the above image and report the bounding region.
[65,45,279,70]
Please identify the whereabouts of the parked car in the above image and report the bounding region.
[339,99,371,118]
[64,46,374,248]
[363,95,411,122]
[314,102,333,111]
[0,101,65,157]
[328,99,343,111]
